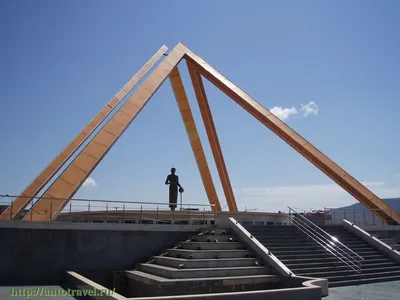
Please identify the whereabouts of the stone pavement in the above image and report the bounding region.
[325,280,400,300]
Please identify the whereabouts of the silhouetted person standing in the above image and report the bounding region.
[165,168,183,211]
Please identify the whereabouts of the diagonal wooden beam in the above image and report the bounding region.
[0,45,168,220]
[187,62,237,212]
[23,44,186,221]
[179,43,400,225]
[169,67,222,212]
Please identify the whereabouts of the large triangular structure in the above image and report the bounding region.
[1,43,399,225]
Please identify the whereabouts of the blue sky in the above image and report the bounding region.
[1,0,400,213]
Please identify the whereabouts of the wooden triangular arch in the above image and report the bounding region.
[1,43,399,224]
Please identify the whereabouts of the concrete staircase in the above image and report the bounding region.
[117,229,280,298]
[245,225,400,287]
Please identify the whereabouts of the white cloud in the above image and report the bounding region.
[270,106,298,121]
[270,101,319,121]
[300,101,319,117]
[82,177,97,187]
[233,182,400,213]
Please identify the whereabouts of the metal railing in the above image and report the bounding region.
[324,207,400,226]
[0,194,216,224]
[288,206,363,278]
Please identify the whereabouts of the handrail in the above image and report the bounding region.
[290,207,363,260]
[288,206,363,278]
[0,194,214,207]
[0,194,216,221]
[290,217,360,273]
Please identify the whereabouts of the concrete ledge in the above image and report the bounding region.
[0,220,208,232]
[280,275,328,298]
[360,225,400,232]
[126,271,279,285]
[65,271,125,300]
[127,287,322,300]
[342,219,400,264]
[227,217,292,277]
[75,271,324,299]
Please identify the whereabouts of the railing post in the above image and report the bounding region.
[49,201,53,222]
[156,206,159,223]
[140,205,142,224]
[203,207,206,224]
[68,202,72,222]
[88,201,91,213]
[9,197,13,220]
[106,202,108,223]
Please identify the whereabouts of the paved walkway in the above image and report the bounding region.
[2,281,400,299]
[326,280,400,300]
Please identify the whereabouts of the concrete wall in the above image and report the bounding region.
[0,224,191,286]
[67,271,323,300]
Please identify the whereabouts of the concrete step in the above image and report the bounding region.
[243,226,295,231]
[258,241,319,247]
[296,265,400,276]
[286,259,396,269]
[266,246,373,253]
[280,253,387,263]
[329,275,400,287]
[275,250,379,259]
[252,233,306,238]
[126,270,280,285]
[188,234,237,243]
[164,248,250,259]
[303,269,400,280]
[256,238,309,244]
[177,241,243,250]
[153,256,259,269]
[125,271,280,297]
[137,264,269,279]
[200,229,231,235]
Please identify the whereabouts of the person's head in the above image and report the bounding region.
[171,167,176,174]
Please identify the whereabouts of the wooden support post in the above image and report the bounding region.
[169,66,222,212]
[187,62,237,212]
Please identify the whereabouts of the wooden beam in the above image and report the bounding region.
[0,45,168,220]
[23,44,186,221]
[169,67,222,212]
[187,62,237,212]
[179,43,400,225]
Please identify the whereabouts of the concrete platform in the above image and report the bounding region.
[325,280,400,299]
